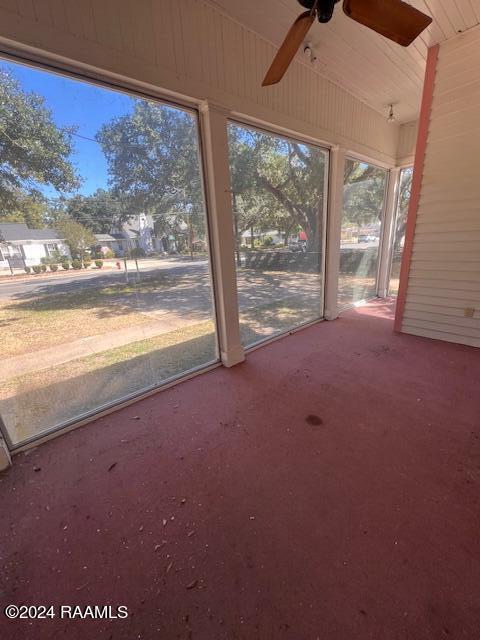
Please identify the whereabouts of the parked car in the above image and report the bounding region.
[358,234,377,243]
[288,240,307,253]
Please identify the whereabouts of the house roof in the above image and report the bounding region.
[123,229,140,239]
[110,229,138,240]
[94,233,117,243]
[0,222,62,242]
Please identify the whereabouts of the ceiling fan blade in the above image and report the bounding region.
[343,0,432,47]
[262,11,315,86]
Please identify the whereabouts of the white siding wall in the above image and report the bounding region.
[0,0,398,164]
[0,241,70,268]
[0,243,25,269]
[397,120,418,165]
[0,244,8,269]
[402,27,480,348]
[22,242,47,266]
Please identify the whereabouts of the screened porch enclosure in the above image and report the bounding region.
[0,60,219,446]
[227,122,329,348]
[2,1,480,638]
[0,57,330,447]
[0,52,409,449]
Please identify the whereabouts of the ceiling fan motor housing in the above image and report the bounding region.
[297,0,341,23]
[263,0,432,87]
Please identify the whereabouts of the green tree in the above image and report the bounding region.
[396,166,413,236]
[0,68,79,212]
[96,100,206,255]
[56,218,95,259]
[0,192,51,228]
[65,188,123,233]
[228,126,326,252]
[342,160,387,226]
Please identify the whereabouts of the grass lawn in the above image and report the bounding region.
[0,292,320,443]
[1,319,217,443]
[0,273,177,358]
[337,274,377,308]
[239,292,322,346]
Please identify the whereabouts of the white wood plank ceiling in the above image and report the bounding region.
[210,0,480,123]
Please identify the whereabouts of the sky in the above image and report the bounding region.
[2,58,135,197]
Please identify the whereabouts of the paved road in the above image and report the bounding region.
[0,257,322,314]
[0,258,209,301]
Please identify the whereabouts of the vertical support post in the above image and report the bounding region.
[395,44,439,332]
[324,146,346,321]
[199,102,244,367]
[377,166,400,298]
[0,435,11,471]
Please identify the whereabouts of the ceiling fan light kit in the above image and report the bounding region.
[387,104,396,124]
[262,0,433,87]
[303,43,317,64]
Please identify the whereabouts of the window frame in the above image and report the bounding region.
[338,154,390,310]
[45,243,59,257]
[0,51,223,451]
[9,244,23,258]
[226,117,331,349]
[387,165,413,296]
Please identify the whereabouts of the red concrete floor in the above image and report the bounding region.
[1,300,480,640]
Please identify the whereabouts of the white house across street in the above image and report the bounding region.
[0,223,70,270]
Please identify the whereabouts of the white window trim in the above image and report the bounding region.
[337,155,392,311]
[226,116,331,330]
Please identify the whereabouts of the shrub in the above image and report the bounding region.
[71,259,82,270]
[94,251,104,259]
[41,253,63,265]
[104,249,114,258]
[61,261,70,270]
[40,264,47,272]
[50,264,58,272]
[83,259,92,269]
[95,260,103,269]
[32,265,42,274]
[24,266,31,274]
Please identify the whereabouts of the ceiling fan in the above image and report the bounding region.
[262,0,432,86]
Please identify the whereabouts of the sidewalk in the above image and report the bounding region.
[0,315,203,382]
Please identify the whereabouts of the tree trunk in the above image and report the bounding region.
[189,217,194,260]
[232,193,241,266]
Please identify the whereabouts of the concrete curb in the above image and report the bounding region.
[0,266,115,285]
